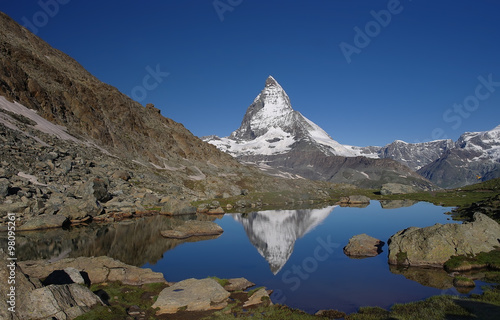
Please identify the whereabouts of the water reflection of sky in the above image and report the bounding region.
[144,201,488,314]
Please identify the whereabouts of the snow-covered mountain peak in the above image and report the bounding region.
[207,76,355,157]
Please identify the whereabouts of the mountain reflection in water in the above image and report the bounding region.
[6,215,218,266]
[232,206,335,274]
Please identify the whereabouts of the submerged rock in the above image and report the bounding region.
[388,213,500,267]
[152,278,230,314]
[343,234,384,258]
[161,220,223,239]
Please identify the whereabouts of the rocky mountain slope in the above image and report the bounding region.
[0,12,338,228]
[347,139,455,171]
[205,76,435,190]
[417,125,500,188]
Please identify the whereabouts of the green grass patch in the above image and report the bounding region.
[75,281,166,320]
[209,276,230,287]
[445,249,500,271]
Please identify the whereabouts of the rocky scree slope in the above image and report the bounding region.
[205,76,435,190]
[0,12,336,228]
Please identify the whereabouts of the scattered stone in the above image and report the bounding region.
[111,170,131,181]
[380,183,420,195]
[58,197,103,220]
[161,220,223,239]
[77,178,111,202]
[388,213,500,267]
[243,288,272,307]
[224,278,255,292]
[241,189,249,196]
[343,234,384,258]
[18,214,69,231]
[152,278,230,314]
[0,178,9,197]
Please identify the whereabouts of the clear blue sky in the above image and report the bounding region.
[2,1,500,146]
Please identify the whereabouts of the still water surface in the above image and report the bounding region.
[9,200,490,314]
[143,201,486,313]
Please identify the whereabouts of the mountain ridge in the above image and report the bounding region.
[205,76,435,189]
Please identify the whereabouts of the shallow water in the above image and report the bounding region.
[143,201,488,314]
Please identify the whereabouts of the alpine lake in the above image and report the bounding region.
[10,200,495,314]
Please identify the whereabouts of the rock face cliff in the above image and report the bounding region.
[205,76,435,190]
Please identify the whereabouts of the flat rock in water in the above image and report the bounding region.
[343,234,384,258]
[152,278,230,314]
[388,213,500,267]
[18,256,166,286]
[161,220,223,239]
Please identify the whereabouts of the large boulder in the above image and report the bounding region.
[343,234,384,258]
[152,278,230,314]
[380,183,420,195]
[58,197,103,220]
[161,220,223,239]
[25,284,103,320]
[19,256,166,286]
[388,213,500,267]
[77,178,111,202]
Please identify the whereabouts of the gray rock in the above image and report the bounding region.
[380,183,420,195]
[77,178,111,202]
[343,234,384,258]
[111,170,131,181]
[152,278,230,314]
[388,213,500,267]
[58,197,103,220]
[347,195,370,204]
[224,278,255,292]
[243,288,272,307]
[141,193,160,207]
[19,256,166,286]
[0,178,9,197]
[0,249,39,320]
[18,214,69,231]
[26,284,103,320]
[161,220,223,239]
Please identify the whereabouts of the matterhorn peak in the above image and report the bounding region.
[265,75,280,87]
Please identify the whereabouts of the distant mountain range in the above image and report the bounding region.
[205,76,500,188]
